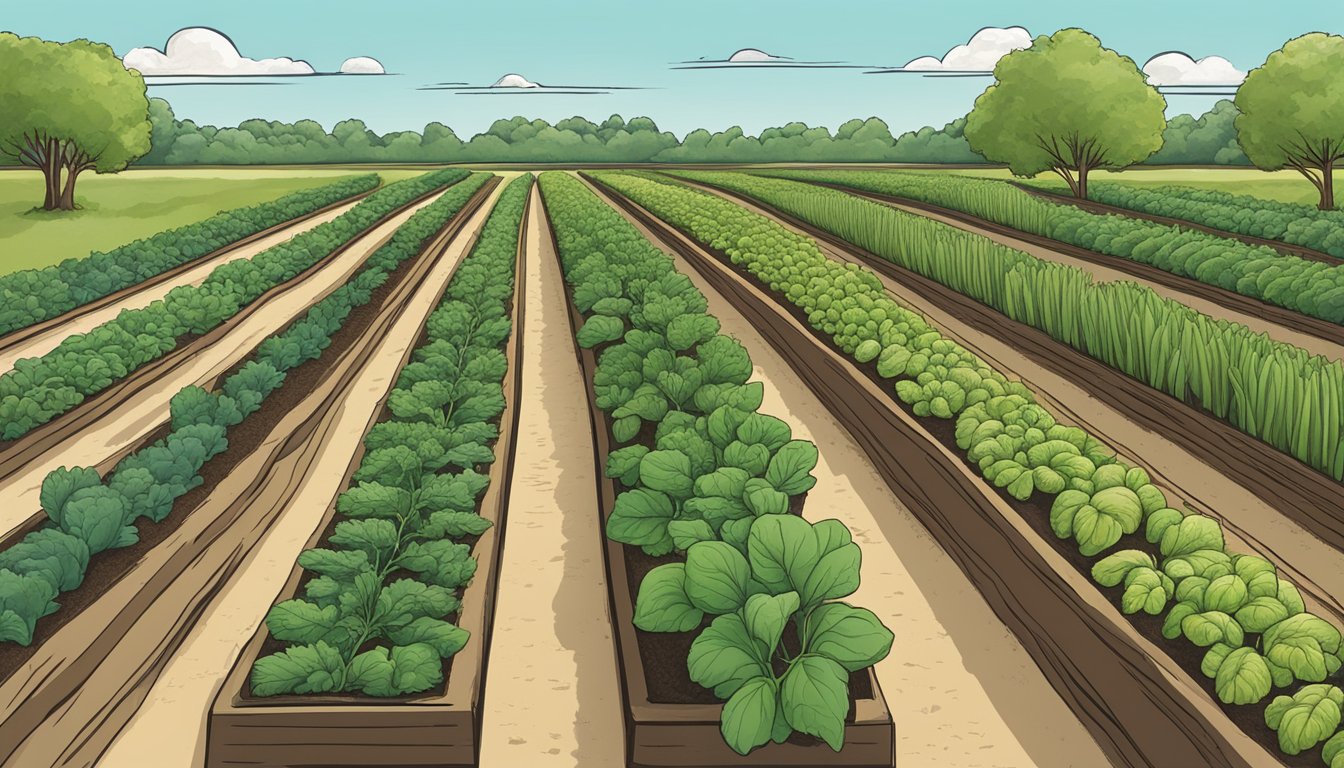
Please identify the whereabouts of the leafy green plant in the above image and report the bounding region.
[249,174,532,697]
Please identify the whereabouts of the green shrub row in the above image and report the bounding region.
[0,169,470,442]
[248,174,530,698]
[0,173,492,651]
[594,170,1344,762]
[541,172,893,756]
[0,174,380,337]
[1052,181,1344,258]
[666,170,1344,480]
[761,169,1344,326]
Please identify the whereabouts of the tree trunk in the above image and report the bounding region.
[1321,161,1335,211]
[41,139,63,210]
[1076,165,1090,200]
[57,166,81,211]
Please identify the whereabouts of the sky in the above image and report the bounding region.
[6,0,1342,139]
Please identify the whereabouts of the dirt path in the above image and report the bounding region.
[864,190,1344,362]
[0,197,364,378]
[685,179,1344,629]
[579,174,1108,767]
[476,184,625,768]
[88,180,510,768]
[0,191,444,543]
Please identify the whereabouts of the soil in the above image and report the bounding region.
[476,183,625,768]
[817,182,1344,357]
[589,174,1279,767]
[85,180,508,768]
[0,190,447,542]
[0,194,366,377]
[677,178,1344,627]
[574,175,1111,767]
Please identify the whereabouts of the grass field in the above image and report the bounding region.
[0,168,431,276]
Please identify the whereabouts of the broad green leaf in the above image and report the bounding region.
[386,617,469,658]
[805,603,894,671]
[1182,611,1244,647]
[1201,642,1236,678]
[1264,685,1343,756]
[720,676,778,756]
[799,541,862,610]
[606,489,675,550]
[764,441,819,495]
[1323,731,1344,768]
[743,591,799,656]
[265,600,343,646]
[634,564,703,632]
[780,654,850,751]
[743,478,789,517]
[337,482,412,519]
[723,441,770,476]
[1091,550,1155,587]
[685,542,753,615]
[1159,515,1224,558]
[605,445,650,487]
[329,519,400,565]
[1235,597,1292,634]
[668,519,716,551]
[1213,647,1273,705]
[1203,575,1249,613]
[639,450,695,499]
[748,515,819,594]
[688,613,770,699]
[250,641,345,696]
[737,414,792,452]
[1163,601,1200,640]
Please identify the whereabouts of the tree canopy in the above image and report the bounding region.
[0,33,151,209]
[1235,32,1344,209]
[964,28,1167,197]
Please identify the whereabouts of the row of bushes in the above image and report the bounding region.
[0,173,492,649]
[1058,181,1344,259]
[542,172,893,756]
[762,170,1344,326]
[0,174,380,337]
[667,171,1344,480]
[0,169,470,442]
[250,174,530,698]
[595,170,1344,763]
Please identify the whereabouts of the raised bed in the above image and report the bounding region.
[204,181,529,768]
[0,178,458,485]
[586,175,1278,768]
[0,179,501,768]
[0,187,375,359]
[545,184,896,768]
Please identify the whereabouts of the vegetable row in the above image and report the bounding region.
[0,172,492,653]
[664,171,1344,481]
[540,171,894,757]
[0,169,469,442]
[248,174,530,699]
[1048,180,1344,259]
[761,169,1344,327]
[593,170,1344,763]
[0,174,379,337]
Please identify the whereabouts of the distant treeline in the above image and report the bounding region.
[139,97,1247,166]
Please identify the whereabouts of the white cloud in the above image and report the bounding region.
[340,56,385,75]
[727,48,790,63]
[491,73,540,88]
[903,26,1032,72]
[124,27,314,76]
[1143,52,1245,85]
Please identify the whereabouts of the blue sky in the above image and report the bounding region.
[7,0,1342,138]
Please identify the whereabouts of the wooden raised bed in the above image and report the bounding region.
[543,184,896,768]
[0,178,458,484]
[204,180,529,768]
[0,180,503,768]
[586,175,1280,768]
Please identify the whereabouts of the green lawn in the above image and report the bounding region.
[0,167,432,277]
[942,166,1336,207]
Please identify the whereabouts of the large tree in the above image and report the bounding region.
[1235,33,1344,210]
[0,33,151,210]
[965,28,1167,198]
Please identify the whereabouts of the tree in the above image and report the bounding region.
[1149,100,1247,165]
[0,33,151,209]
[964,28,1166,198]
[1235,33,1344,210]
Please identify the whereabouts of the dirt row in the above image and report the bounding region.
[0,186,450,543]
[0,192,370,377]
[585,174,1280,766]
[0,179,506,768]
[676,178,1344,629]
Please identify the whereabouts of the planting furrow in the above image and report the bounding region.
[0,182,453,542]
[809,180,1344,352]
[0,175,504,768]
[671,175,1344,619]
[586,173,1292,767]
[476,181,624,768]
[0,193,366,377]
[555,174,1111,767]
[204,175,530,768]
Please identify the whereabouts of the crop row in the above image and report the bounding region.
[762,169,1344,326]
[0,174,380,337]
[593,170,1344,762]
[0,168,469,442]
[540,172,894,756]
[246,174,530,699]
[0,173,492,652]
[1058,181,1344,259]
[666,170,1344,480]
